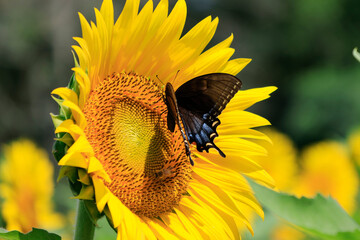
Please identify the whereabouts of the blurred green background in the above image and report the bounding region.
[0,0,360,238]
[1,0,359,150]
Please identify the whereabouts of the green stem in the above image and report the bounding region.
[74,200,96,240]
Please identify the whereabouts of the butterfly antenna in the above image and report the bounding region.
[156,75,165,86]
[171,70,181,85]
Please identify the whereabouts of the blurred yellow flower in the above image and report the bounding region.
[255,128,298,191]
[0,139,64,233]
[295,141,358,214]
[348,127,360,165]
[51,0,277,238]
[271,224,305,240]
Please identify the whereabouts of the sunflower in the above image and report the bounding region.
[51,0,276,238]
[0,139,64,233]
[294,141,358,214]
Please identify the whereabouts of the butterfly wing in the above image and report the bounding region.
[175,73,242,157]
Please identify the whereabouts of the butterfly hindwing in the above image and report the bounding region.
[175,73,242,157]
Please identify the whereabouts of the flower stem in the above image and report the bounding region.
[74,200,96,240]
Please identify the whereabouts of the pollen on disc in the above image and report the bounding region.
[82,72,192,217]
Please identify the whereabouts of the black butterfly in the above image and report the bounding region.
[165,73,242,165]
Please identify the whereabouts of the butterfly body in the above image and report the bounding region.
[165,82,194,165]
[165,73,242,165]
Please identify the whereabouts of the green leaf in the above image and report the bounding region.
[0,228,61,240]
[250,181,360,239]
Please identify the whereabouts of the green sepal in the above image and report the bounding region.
[51,73,80,126]
[103,207,116,231]
[72,50,80,68]
[83,200,104,226]
[78,169,91,185]
[51,95,72,120]
[67,73,80,97]
[58,166,82,197]
[69,178,83,197]
[55,133,74,147]
[52,140,68,163]
[57,166,82,197]
[0,228,61,240]
[73,185,95,200]
[50,113,65,129]
[67,168,83,197]
[57,166,73,182]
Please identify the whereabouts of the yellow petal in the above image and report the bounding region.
[193,164,251,193]
[173,207,203,240]
[92,176,111,212]
[216,137,267,156]
[195,151,264,175]
[220,110,271,130]
[58,151,88,169]
[72,67,91,108]
[100,0,114,34]
[79,13,93,49]
[88,156,104,173]
[226,86,277,112]
[179,198,232,239]
[55,119,84,141]
[145,217,178,240]
[107,195,124,228]
[62,100,86,129]
[244,169,276,188]
[221,58,251,75]
[160,212,192,240]
[188,180,242,220]
[67,135,94,155]
[166,16,218,86]
[51,87,78,106]
[88,156,111,183]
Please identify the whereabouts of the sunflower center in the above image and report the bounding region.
[83,72,192,217]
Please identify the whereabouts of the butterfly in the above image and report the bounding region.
[165,73,242,166]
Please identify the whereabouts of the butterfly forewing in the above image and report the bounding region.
[175,73,242,157]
